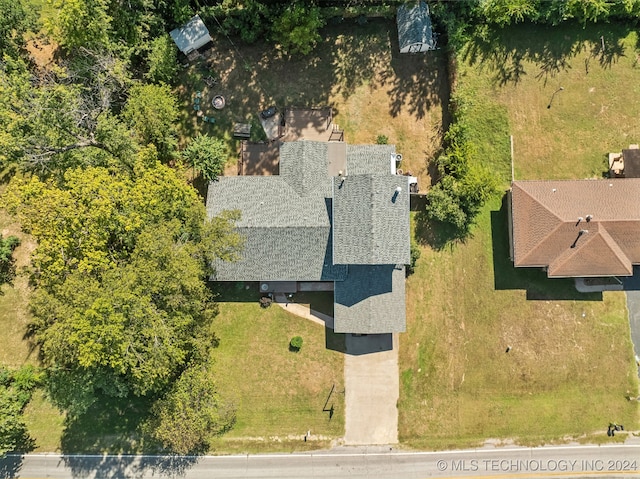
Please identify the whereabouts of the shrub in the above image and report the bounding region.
[182,134,227,181]
[149,366,235,454]
[12,365,42,392]
[259,296,273,308]
[0,234,20,285]
[289,336,303,352]
[221,0,269,44]
[406,238,421,275]
[376,134,388,145]
[0,368,11,387]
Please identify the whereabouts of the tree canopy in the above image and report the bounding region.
[3,155,243,415]
[149,365,235,453]
[271,3,325,55]
[182,134,228,181]
[123,84,179,160]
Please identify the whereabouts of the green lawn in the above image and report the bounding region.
[208,288,344,453]
[402,201,638,449]
[400,21,640,449]
[459,23,640,182]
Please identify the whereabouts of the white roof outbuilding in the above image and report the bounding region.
[170,15,212,54]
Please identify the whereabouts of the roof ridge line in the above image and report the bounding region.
[598,225,632,271]
[517,221,564,266]
[548,230,599,276]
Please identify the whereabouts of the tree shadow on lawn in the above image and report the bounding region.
[60,395,153,455]
[414,209,470,252]
[178,19,448,151]
[462,21,632,87]
[211,281,261,302]
[59,394,200,478]
[385,23,451,125]
[490,193,602,301]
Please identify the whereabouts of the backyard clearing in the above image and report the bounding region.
[400,23,640,449]
[177,19,449,189]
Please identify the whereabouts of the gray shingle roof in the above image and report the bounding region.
[397,1,436,51]
[280,141,332,198]
[213,225,346,281]
[206,173,345,281]
[346,145,395,176]
[334,265,406,334]
[333,175,410,265]
[206,140,411,333]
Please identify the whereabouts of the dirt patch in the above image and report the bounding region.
[26,39,58,71]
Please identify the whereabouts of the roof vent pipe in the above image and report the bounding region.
[586,215,593,222]
[395,186,402,193]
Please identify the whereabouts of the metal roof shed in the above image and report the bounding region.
[397,1,436,53]
[170,15,212,55]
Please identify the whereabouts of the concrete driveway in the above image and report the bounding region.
[344,334,399,445]
[623,267,640,380]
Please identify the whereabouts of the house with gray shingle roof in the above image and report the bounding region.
[509,179,640,278]
[206,140,410,334]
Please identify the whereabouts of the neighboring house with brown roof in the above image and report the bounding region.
[509,179,640,278]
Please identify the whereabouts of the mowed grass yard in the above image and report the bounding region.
[208,288,343,453]
[400,22,640,449]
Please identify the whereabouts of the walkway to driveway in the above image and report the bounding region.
[275,296,399,446]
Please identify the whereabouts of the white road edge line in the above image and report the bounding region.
[6,444,640,460]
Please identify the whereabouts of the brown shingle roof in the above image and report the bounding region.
[511,179,640,277]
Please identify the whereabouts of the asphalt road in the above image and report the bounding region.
[3,444,640,479]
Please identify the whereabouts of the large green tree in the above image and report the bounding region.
[146,34,178,84]
[0,51,135,174]
[123,84,179,160]
[182,134,228,181]
[0,0,36,57]
[46,0,112,50]
[271,3,325,56]
[149,365,235,453]
[4,162,195,286]
[3,153,243,413]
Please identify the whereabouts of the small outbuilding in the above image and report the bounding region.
[397,1,436,53]
[169,15,212,55]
